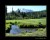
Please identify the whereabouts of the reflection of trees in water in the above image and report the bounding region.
[20,28,37,33]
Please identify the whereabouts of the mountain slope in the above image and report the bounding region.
[16,9,33,13]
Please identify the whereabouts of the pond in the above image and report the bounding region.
[9,25,38,34]
[20,28,37,33]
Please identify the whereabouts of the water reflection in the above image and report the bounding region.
[10,25,37,34]
[10,25,21,34]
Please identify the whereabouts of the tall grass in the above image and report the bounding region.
[5,18,46,29]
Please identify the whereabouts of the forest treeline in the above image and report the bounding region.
[5,7,46,20]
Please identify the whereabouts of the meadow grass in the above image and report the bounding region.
[5,18,46,29]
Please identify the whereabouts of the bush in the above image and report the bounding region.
[20,24,35,28]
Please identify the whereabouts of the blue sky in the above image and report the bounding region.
[6,5,46,13]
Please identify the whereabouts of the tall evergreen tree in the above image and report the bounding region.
[18,9,20,13]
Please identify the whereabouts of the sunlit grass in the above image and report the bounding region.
[5,18,46,29]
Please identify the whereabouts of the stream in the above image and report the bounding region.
[9,25,38,34]
[20,28,37,33]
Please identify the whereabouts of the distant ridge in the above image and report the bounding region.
[16,9,33,13]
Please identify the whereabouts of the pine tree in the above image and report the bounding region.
[18,9,20,13]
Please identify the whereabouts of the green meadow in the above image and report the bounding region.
[5,18,46,29]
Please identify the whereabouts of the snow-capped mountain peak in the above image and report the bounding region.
[16,9,33,13]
